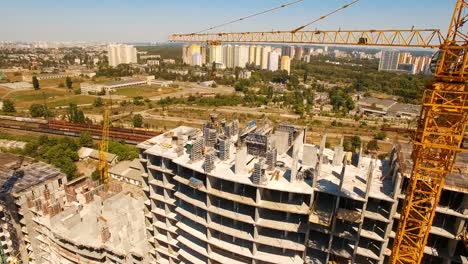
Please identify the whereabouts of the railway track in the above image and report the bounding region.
[0,115,161,144]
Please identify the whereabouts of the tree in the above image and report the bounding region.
[374,132,387,140]
[29,104,51,118]
[133,96,144,106]
[367,139,379,152]
[32,76,40,90]
[66,77,73,90]
[2,99,16,113]
[79,131,94,148]
[303,69,309,82]
[133,114,143,128]
[93,97,104,107]
[67,103,86,123]
[91,169,101,182]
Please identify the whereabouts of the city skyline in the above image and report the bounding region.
[0,0,456,42]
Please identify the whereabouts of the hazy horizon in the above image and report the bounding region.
[0,0,456,42]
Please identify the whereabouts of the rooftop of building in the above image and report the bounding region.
[78,147,117,164]
[45,192,147,257]
[398,143,468,193]
[357,96,397,109]
[0,153,65,195]
[387,103,421,115]
[101,78,146,87]
[139,121,393,201]
[108,159,142,181]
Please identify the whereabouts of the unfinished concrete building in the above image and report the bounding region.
[137,117,467,264]
[0,153,68,264]
[0,153,150,264]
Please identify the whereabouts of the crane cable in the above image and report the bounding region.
[292,0,360,33]
[192,0,304,34]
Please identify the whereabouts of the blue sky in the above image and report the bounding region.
[0,0,456,42]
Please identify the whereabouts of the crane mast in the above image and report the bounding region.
[169,1,468,263]
[99,107,110,185]
[390,1,468,263]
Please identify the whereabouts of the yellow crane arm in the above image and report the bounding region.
[170,29,444,48]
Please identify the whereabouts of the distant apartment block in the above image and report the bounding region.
[107,44,137,67]
[378,50,399,71]
[379,50,431,74]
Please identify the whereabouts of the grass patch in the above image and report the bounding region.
[113,85,177,98]
[0,86,10,97]
[4,88,69,107]
[38,77,83,88]
[47,95,97,108]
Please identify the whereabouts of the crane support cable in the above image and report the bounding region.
[292,0,360,33]
[192,0,304,34]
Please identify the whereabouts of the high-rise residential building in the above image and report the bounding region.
[281,55,291,74]
[261,46,272,70]
[294,46,303,60]
[192,53,202,66]
[398,52,412,64]
[107,44,137,67]
[137,118,468,264]
[234,45,249,68]
[209,44,224,65]
[249,45,257,65]
[268,51,280,71]
[223,45,235,68]
[201,45,207,65]
[183,44,201,66]
[255,45,263,67]
[378,50,400,71]
[282,45,294,57]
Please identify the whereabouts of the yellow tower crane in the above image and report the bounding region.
[169,1,468,263]
[98,107,110,185]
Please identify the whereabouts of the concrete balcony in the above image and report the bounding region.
[360,229,386,242]
[148,164,174,175]
[207,206,255,224]
[208,236,253,258]
[174,175,207,192]
[363,210,390,223]
[154,220,177,235]
[152,207,177,221]
[209,188,256,207]
[210,249,250,264]
[257,218,307,233]
[174,192,207,210]
[155,233,178,248]
[155,244,179,259]
[209,221,253,241]
[178,248,206,264]
[149,179,175,190]
[175,207,207,226]
[256,235,306,251]
[176,221,207,242]
[178,235,208,257]
[258,200,309,215]
[356,246,380,261]
[150,193,176,206]
[254,251,304,264]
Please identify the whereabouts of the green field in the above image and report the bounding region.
[47,95,97,108]
[0,86,9,98]
[113,85,177,98]
[2,88,97,108]
[4,89,68,107]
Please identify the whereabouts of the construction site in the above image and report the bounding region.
[137,114,467,264]
[0,153,149,264]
